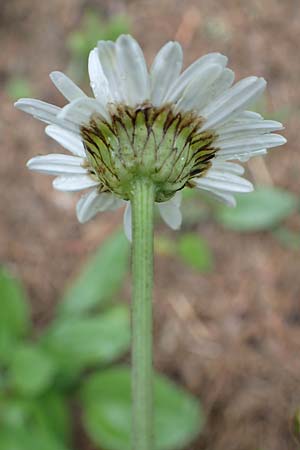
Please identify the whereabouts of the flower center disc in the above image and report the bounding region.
[81,103,217,202]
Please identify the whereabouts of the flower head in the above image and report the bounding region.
[15,35,286,238]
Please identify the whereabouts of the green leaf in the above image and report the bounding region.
[154,236,176,256]
[59,231,129,316]
[0,426,69,450]
[43,305,130,372]
[177,233,214,272]
[67,10,130,84]
[0,267,30,363]
[6,77,33,100]
[273,227,300,250]
[81,366,203,450]
[36,392,71,443]
[0,268,30,336]
[0,399,28,430]
[215,187,298,231]
[8,344,57,396]
[293,409,300,437]
[0,398,70,450]
[68,11,130,58]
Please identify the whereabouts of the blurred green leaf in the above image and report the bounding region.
[0,426,69,450]
[0,268,30,336]
[59,231,129,316]
[0,399,28,430]
[9,344,56,396]
[294,409,300,437]
[155,233,213,272]
[182,187,197,200]
[0,398,69,450]
[0,267,30,363]
[273,227,300,250]
[6,77,33,100]
[215,187,298,231]
[81,366,203,450]
[43,305,130,372]
[177,233,214,272]
[68,11,130,58]
[154,236,176,256]
[67,10,130,82]
[36,392,71,443]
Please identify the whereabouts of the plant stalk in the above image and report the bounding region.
[130,177,155,450]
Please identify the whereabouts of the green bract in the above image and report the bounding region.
[81,104,217,202]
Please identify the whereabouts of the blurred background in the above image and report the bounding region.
[1,0,300,449]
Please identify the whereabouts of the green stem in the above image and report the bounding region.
[130,178,155,450]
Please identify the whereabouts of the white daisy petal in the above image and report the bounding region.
[45,125,86,157]
[14,98,61,123]
[164,52,228,103]
[158,192,182,230]
[123,202,132,241]
[193,68,235,111]
[217,133,287,157]
[175,64,224,113]
[58,97,110,127]
[116,34,150,106]
[205,190,237,207]
[14,98,80,133]
[235,110,263,121]
[150,41,183,106]
[193,170,253,193]
[53,175,99,191]
[211,161,245,175]
[200,76,266,131]
[88,48,111,104]
[49,71,86,102]
[216,149,268,162]
[216,119,284,140]
[76,189,123,223]
[27,154,87,175]
[97,41,123,102]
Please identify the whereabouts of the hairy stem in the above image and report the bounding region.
[130,178,155,450]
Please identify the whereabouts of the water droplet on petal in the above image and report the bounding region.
[237,153,251,162]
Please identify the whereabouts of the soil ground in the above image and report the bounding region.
[1,1,300,449]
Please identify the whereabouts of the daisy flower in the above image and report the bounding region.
[15,35,286,239]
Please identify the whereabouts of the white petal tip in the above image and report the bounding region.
[14,98,28,109]
[236,180,254,193]
[256,77,267,92]
[247,183,255,192]
[116,34,134,44]
[26,157,38,170]
[45,124,54,135]
[258,76,267,84]
[76,212,86,224]
[228,200,237,208]
[172,222,182,231]
[76,202,88,224]
[276,135,287,145]
[49,71,61,80]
